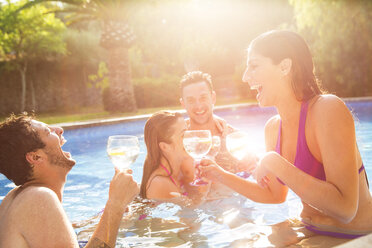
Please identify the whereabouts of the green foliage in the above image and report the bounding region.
[88,61,109,90]
[0,1,66,67]
[63,26,105,68]
[19,0,146,22]
[290,0,372,96]
[0,0,67,112]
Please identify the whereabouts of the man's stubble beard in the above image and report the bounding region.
[189,108,213,126]
[45,148,76,169]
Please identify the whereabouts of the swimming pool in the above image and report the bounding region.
[0,99,371,247]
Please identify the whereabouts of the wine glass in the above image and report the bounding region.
[226,131,251,179]
[183,130,212,185]
[207,136,221,159]
[107,135,140,171]
[226,131,250,160]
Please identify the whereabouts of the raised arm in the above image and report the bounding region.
[199,115,288,204]
[261,96,359,223]
[86,168,139,248]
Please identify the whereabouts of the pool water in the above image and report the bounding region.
[0,100,371,247]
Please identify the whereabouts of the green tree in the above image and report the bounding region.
[290,0,372,97]
[0,0,66,112]
[19,0,151,112]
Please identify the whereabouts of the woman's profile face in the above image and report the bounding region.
[242,49,284,107]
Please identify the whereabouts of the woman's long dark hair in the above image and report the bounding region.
[140,111,183,199]
[249,30,325,101]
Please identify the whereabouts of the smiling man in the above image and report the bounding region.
[179,71,254,199]
[0,114,139,248]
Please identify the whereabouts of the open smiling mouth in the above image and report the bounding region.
[195,110,206,115]
[63,151,72,159]
[250,84,263,100]
[59,136,73,159]
[250,84,262,92]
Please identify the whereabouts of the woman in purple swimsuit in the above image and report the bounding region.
[200,30,372,243]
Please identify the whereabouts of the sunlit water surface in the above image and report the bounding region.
[0,100,371,247]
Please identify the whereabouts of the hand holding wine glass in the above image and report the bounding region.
[183,130,212,185]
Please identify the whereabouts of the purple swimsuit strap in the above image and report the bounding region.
[304,223,366,239]
[358,164,365,173]
[276,101,366,185]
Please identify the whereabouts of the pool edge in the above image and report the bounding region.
[53,96,372,130]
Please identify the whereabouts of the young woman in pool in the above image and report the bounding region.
[140,111,210,203]
[200,30,372,241]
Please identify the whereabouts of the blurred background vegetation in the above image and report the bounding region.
[0,0,371,120]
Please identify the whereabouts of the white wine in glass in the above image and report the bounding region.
[183,130,212,185]
[107,135,140,171]
[207,136,221,159]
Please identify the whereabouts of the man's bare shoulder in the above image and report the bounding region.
[0,186,19,207]
[8,186,77,247]
[225,123,238,134]
[0,186,75,248]
[8,186,62,225]
[1,186,59,216]
[15,186,60,209]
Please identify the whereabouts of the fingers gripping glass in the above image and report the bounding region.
[183,130,212,186]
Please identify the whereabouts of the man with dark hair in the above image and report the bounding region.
[0,114,139,248]
[180,71,254,199]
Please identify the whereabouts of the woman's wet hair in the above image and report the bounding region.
[140,111,183,198]
[249,30,324,101]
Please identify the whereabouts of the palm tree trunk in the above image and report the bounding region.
[30,78,36,111]
[19,64,27,113]
[107,47,137,112]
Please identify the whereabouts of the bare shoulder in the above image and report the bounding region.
[264,115,280,151]
[312,94,348,110]
[0,187,20,208]
[264,114,280,137]
[146,175,179,199]
[311,94,354,125]
[11,186,63,223]
[12,186,77,247]
[226,123,238,134]
[15,186,60,210]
